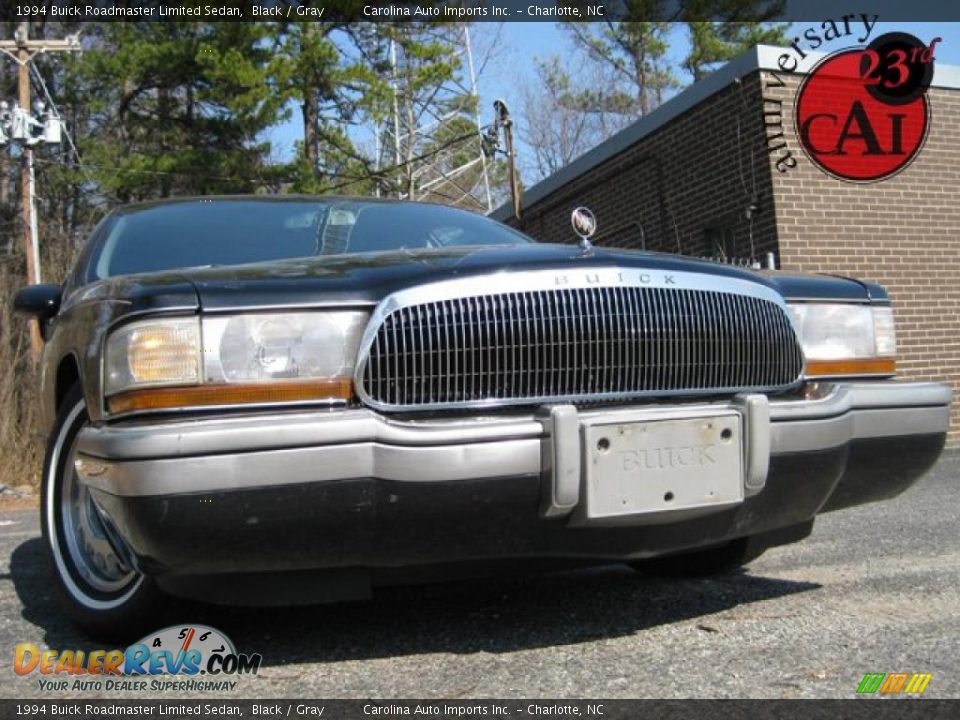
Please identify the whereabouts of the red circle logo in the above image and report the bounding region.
[795,41,931,183]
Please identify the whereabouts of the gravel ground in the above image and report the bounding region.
[2,451,957,699]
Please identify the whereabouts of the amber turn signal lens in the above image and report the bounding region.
[805,357,896,377]
[107,380,353,414]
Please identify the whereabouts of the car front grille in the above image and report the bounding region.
[357,282,804,410]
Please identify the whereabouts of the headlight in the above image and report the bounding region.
[202,312,365,383]
[105,318,201,395]
[104,312,368,414]
[787,303,896,377]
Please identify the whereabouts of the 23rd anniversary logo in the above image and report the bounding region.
[795,32,940,182]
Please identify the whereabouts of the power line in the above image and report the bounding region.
[376,26,494,210]
[24,60,488,201]
[26,62,319,190]
[32,128,483,194]
[325,128,482,194]
[0,23,80,361]
[28,60,99,191]
[32,156,276,187]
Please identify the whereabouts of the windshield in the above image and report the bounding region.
[91,199,531,279]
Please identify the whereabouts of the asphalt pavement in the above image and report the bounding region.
[2,451,958,699]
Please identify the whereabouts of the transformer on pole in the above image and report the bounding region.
[0,23,80,360]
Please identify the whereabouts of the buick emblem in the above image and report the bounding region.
[571,206,597,251]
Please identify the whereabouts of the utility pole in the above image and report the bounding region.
[493,99,521,223]
[0,23,80,360]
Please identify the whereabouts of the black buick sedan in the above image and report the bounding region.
[14,196,950,638]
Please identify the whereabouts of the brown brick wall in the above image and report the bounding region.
[515,66,960,445]
[766,72,960,445]
[513,73,779,262]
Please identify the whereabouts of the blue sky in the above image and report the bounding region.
[264,21,960,182]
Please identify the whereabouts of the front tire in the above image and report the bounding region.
[41,384,161,639]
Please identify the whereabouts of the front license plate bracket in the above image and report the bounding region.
[575,411,744,525]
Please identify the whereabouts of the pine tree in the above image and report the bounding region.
[564,14,677,117]
[562,0,787,123]
[265,19,377,194]
[76,21,284,200]
[683,13,788,81]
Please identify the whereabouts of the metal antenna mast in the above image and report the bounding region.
[375,25,494,212]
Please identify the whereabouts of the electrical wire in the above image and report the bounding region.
[734,77,759,262]
[26,59,488,200]
[31,156,268,186]
[27,60,99,191]
[26,59,120,225]
[323,128,488,194]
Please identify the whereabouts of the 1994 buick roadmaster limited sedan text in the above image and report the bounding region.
[13,196,950,637]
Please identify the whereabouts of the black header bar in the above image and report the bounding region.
[4,1,960,23]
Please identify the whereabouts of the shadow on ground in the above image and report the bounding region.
[11,536,819,665]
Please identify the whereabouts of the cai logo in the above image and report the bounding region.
[795,32,939,182]
[856,672,933,695]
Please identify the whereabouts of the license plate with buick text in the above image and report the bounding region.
[581,412,744,522]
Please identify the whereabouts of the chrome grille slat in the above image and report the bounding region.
[387,317,407,403]
[563,289,574,395]
[605,286,617,391]
[694,290,705,389]
[480,295,489,399]
[613,287,625,393]
[549,290,560,397]
[653,287,664,391]
[447,301,463,394]
[361,284,804,409]
[627,285,641,391]
[506,294,515,397]
[443,300,453,402]
[635,286,647,391]
[494,294,503,398]
[470,296,479,400]
[649,288,659,390]
[717,292,727,388]
[580,288,592,394]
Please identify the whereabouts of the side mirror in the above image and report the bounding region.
[13,283,62,321]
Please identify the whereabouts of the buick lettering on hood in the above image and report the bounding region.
[14,196,949,637]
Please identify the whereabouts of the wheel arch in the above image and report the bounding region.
[54,352,82,414]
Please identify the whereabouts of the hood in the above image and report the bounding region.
[77,244,876,313]
[159,244,872,311]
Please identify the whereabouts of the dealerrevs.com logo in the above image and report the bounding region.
[795,32,938,182]
[14,625,261,693]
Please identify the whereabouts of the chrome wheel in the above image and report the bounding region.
[61,438,134,592]
[45,400,144,610]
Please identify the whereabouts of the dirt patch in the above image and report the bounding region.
[0,494,39,511]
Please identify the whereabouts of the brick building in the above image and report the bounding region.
[493,45,960,445]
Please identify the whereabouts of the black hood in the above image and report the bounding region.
[76,243,875,314]
[156,244,871,311]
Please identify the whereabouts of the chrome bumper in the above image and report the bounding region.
[75,381,951,502]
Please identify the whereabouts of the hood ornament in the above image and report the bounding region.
[571,206,597,252]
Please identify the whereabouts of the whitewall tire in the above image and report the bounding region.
[41,384,161,639]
